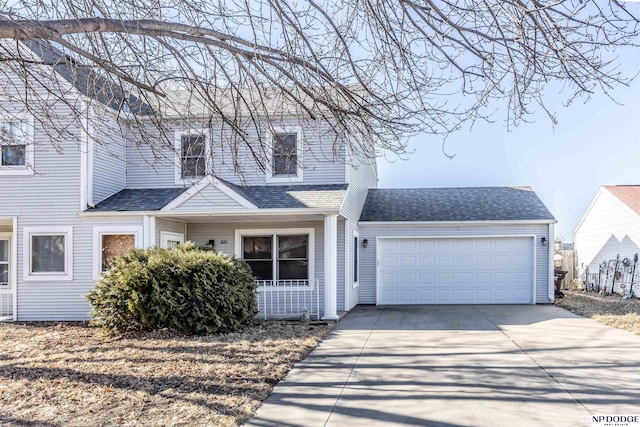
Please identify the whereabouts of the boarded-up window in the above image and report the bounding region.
[101,234,135,272]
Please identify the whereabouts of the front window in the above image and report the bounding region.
[272,133,297,176]
[242,233,310,282]
[23,227,73,281]
[101,234,135,272]
[32,235,66,273]
[180,134,206,178]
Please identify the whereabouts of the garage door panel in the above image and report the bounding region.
[419,256,435,267]
[400,273,416,284]
[456,289,473,301]
[419,273,435,284]
[438,289,454,302]
[457,272,473,284]
[457,255,473,267]
[378,237,533,305]
[476,255,492,267]
[419,290,436,302]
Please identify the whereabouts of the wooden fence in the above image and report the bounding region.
[556,249,578,290]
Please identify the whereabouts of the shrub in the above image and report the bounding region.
[86,243,257,334]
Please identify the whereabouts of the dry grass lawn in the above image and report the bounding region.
[556,292,640,335]
[0,321,334,426]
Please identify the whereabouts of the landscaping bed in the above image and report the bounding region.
[555,292,640,335]
[0,321,333,426]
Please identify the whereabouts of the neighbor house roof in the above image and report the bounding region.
[603,185,640,216]
[359,187,555,222]
[24,39,152,115]
[86,183,348,212]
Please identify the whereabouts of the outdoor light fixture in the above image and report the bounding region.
[362,239,368,248]
[208,239,215,246]
[541,237,547,246]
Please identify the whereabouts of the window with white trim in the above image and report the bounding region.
[160,231,185,248]
[0,117,34,175]
[93,226,142,279]
[174,130,209,183]
[237,228,313,285]
[266,128,303,183]
[23,227,73,281]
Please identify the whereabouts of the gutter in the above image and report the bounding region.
[358,219,558,226]
[79,207,341,218]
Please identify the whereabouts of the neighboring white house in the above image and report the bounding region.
[0,40,556,321]
[575,185,640,275]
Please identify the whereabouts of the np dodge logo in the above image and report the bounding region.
[592,415,640,427]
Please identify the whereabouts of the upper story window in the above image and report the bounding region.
[266,127,303,183]
[175,130,208,184]
[273,133,297,176]
[0,117,34,176]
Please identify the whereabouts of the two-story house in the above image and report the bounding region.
[0,40,557,321]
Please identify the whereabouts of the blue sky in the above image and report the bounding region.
[378,65,640,241]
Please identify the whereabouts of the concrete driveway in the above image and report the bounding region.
[246,305,640,427]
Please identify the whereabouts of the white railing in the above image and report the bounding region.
[255,279,320,320]
[0,285,12,319]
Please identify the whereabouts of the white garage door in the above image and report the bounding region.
[377,237,534,304]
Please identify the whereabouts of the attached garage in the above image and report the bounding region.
[377,236,534,304]
[358,187,556,305]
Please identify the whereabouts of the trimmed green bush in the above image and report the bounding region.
[86,243,257,334]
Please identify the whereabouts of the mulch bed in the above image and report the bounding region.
[0,321,334,426]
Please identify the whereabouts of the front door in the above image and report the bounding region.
[0,235,11,317]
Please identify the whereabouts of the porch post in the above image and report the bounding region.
[323,214,339,319]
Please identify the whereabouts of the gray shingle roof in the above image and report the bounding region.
[86,184,347,212]
[241,184,348,209]
[360,187,555,222]
[87,188,186,212]
[24,39,153,115]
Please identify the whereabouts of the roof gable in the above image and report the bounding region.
[603,185,640,216]
[162,176,257,211]
[360,187,555,222]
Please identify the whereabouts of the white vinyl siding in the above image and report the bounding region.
[126,119,346,188]
[171,185,250,212]
[91,106,127,204]
[340,143,378,311]
[359,223,552,305]
[575,189,640,273]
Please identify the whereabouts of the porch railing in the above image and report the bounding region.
[0,285,12,319]
[255,279,320,320]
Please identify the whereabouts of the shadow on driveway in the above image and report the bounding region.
[246,304,640,427]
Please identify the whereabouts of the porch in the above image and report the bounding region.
[155,213,342,320]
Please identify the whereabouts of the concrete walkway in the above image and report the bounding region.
[246,305,640,427]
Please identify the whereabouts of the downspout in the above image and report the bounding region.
[86,106,96,208]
